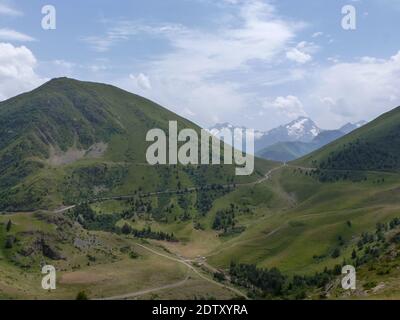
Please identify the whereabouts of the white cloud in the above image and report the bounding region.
[149,3,297,78]
[0,28,35,42]
[81,36,115,52]
[182,107,196,117]
[0,43,45,100]
[267,95,307,119]
[89,64,108,72]
[112,0,303,126]
[0,3,22,16]
[82,21,186,52]
[119,73,248,125]
[53,59,75,69]
[312,32,323,38]
[129,73,152,90]
[309,51,400,127]
[286,41,317,64]
[46,59,77,77]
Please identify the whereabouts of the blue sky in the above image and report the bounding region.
[1,0,400,130]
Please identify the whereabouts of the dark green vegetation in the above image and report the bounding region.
[70,203,177,241]
[299,106,400,171]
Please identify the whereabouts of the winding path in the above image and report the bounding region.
[134,243,249,299]
[57,164,284,299]
[97,243,248,300]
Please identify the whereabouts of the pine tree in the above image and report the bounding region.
[121,223,132,235]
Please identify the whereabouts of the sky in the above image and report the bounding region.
[1,0,400,131]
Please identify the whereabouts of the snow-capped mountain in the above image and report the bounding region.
[254,117,322,152]
[208,117,366,154]
[256,120,367,162]
[208,117,322,152]
[264,117,322,145]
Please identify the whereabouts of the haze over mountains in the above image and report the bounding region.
[209,118,367,161]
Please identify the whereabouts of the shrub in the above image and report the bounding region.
[76,291,89,300]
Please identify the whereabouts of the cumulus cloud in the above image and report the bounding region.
[129,73,152,90]
[267,95,307,119]
[0,42,46,100]
[308,51,400,127]
[286,41,317,64]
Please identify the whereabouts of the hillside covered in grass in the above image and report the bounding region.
[298,106,400,171]
[0,78,275,211]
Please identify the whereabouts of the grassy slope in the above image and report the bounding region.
[2,164,400,299]
[207,167,400,274]
[0,78,276,299]
[83,161,400,290]
[0,78,276,211]
[297,105,400,170]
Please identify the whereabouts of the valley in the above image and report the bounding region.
[3,161,400,299]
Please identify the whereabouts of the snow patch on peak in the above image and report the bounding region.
[310,128,319,137]
[286,117,320,139]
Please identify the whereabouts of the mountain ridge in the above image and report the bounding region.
[210,117,367,161]
[257,125,365,162]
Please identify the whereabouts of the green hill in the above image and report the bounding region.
[0,78,274,211]
[297,106,400,171]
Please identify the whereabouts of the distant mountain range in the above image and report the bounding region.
[209,118,367,161]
